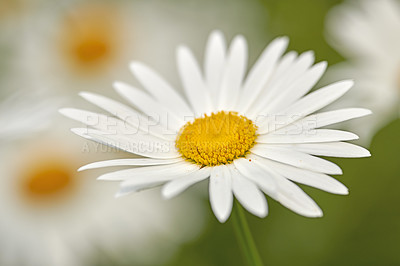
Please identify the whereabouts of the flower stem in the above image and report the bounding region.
[232,201,264,266]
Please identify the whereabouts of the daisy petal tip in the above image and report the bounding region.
[114,191,128,198]
[344,79,355,87]
[331,182,349,195]
[58,108,70,116]
[213,205,232,223]
[335,169,343,175]
[305,207,323,218]
[215,212,231,223]
[340,188,349,196]
[96,174,112,181]
[70,128,88,137]
[333,79,354,92]
[314,211,324,218]
[213,207,232,223]
[176,44,187,54]
[272,36,289,50]
[364,109,373,115]
[254,208,268,218]
[319,61,328,69]
[161,186,177,200]
[277,35,289,43]
[112,81,123,90]
[209,29,224,39]
[232,34,246,43]
[303,50,315,57]
[358,147,371,157]
[78,91,91,99]
[77,164,90,172]
[129,61,144,73]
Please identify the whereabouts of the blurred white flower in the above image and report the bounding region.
[326,0,400,143]
[7,0,270,98]
[0,94,204,265]
[0,90,59,140]
[10,1,142,95]
[62,31,370,223]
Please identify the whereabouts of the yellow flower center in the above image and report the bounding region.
[20,160,75,201]
[176,111,257,166]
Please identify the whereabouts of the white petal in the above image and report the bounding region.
[60,108,127,132]
[270,175,323,217]
[237,37,289,112]
[80,91,137,118]
[100,161,199,181]
[162,167,212,199]
[271,108,372,133]
[78,158,183,171]
[278,50,315,88]
[282,79,353,116]
[252,155,348,195]
[113,81,184,130]
[237,156,322,217]
[204,30,227,106]
[310,108,372,128]
[247,51,315,117]
[233,158,277,195]
[274,50,315,90]
[251,145,342,175]
[270,51,298,81]
[288,142,371,158]
[266,61,327,113]
[230,166,268,218]
[71,128,180,159]
[209,165,233,223]
[116,162,200,197]
[257,80,354,134]
[60,108,168,140]
[129,61,193,116]
[218,35,248,111]
[177,45,212,116]
[257,129,359,143]
[78,92,174,140]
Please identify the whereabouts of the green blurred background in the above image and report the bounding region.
[1,0,399,265]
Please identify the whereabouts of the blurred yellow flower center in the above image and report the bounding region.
[73,35,111,64]
[59,5,118,71]
[176,111,257,166]
[21,162,74,200]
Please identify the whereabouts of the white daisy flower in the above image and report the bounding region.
[61,30,371,223]
[0,95,204,265]
[326,0,400,142]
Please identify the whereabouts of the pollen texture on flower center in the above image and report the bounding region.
[176,111,257,166]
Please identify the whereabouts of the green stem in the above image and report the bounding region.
[232,201,264,266]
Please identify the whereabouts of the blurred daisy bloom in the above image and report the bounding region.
[0,89,59,140]
[14,1,143,94]
[0,94,204,265]
[61,31,371,223]
[326,0,400,142]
